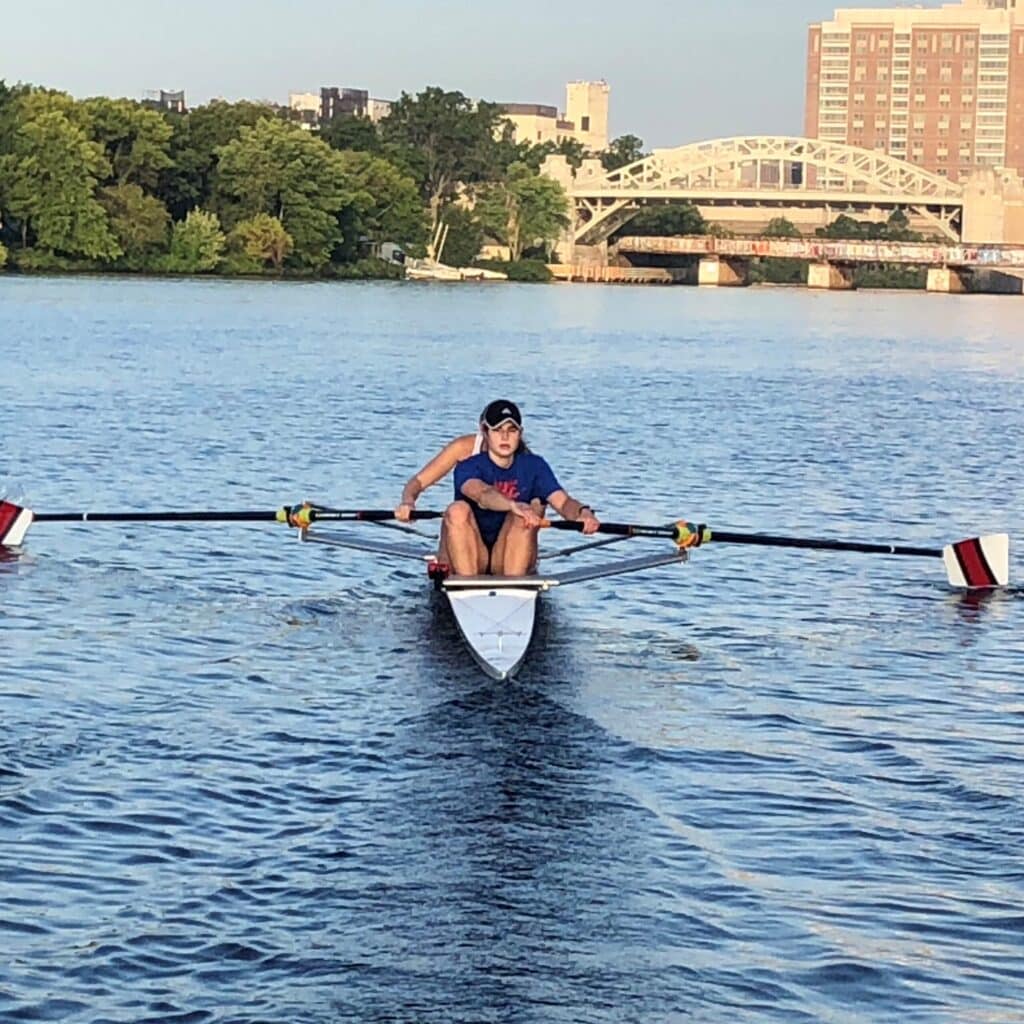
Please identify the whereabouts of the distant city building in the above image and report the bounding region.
[806,0,1024,182]
[320,87,368,122]
[498,81,610,152]
[143,89,186,114]
[317,87,393,125]
[565,80,610,152]
[289,91,320,129]
[367,97,392,123]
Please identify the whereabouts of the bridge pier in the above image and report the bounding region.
[926,267,969,294]
[807,261,855,291]
[698,256,749,287]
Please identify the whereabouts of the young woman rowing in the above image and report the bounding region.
[438,400,599,577]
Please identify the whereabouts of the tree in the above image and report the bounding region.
[0,80,31,154]
[319,114,381,153]
[1,109,120,260]
[380,88,505,250]
[331,149,426,260]
[751,217,805,285]
[476,161,569,261]
[762,216,801,238]
[602,134,646,172]
[228,213,293,271]
[438,206,484,266]
[816,210,923,242]
[215,118,356,268]
[157,100,274,221]
[616,203,706,237]
[0,241,7,269]
[164,208,225,272]
[99,183,170,268]
[81,97,173,189]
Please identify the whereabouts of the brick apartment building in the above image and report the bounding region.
[806,0,1024,181]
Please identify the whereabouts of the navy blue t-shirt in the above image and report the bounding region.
[454,451,563,546]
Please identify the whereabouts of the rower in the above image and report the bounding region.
[440,400,600,577]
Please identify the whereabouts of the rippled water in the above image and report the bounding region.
[1,276,1022,1023]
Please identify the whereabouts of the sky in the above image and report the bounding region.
[4,0,950,148]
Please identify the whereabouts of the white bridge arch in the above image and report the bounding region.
[565,136,967,245]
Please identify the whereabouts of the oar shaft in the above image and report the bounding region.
[31,507,444,525]
[709,530,941,558]
[34,510,284,523]
[548,520,942,558]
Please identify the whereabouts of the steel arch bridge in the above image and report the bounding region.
[569,136,966,245]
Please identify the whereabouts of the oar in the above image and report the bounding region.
[0,500,441,548]
[546,519,1010,589]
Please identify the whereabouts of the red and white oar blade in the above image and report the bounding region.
[0,501,34,548]
[942,534,1009,589]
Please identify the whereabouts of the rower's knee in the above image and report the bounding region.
[444,501,474,528]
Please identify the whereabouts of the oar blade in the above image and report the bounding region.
[0,501,34,548]
[942,534,1009,589]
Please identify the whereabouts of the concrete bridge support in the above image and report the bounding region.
[698,256,749,287]
[807,262,855,291]
[926,267,969,294]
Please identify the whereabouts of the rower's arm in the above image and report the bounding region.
[401,435,476,504]
[546,490,595,522]
[460,479,516,512]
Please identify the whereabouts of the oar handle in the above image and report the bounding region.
[546,520,693,541]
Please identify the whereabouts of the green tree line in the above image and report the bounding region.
[0,81,575,277]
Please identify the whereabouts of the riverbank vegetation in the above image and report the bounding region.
[0,80,572,278]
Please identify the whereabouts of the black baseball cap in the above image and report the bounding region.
[481,400,522,429]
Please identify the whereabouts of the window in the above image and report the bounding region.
[581,116,590,131]
[916,36,929,52]
[941,33,953,51]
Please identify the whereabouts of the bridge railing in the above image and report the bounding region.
[615,236,1024,268]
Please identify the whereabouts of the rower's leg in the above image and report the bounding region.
[441,501,488,576]
[490,512,539,577]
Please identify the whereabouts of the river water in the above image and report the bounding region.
[1,276,1022,1023]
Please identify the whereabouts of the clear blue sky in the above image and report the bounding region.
[4,0,948,148]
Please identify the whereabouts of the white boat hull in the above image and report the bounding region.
[444,586,539,680]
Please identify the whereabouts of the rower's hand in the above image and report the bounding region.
[395,501,415,522]
[511,502,545,529]
[579,509,601,535]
